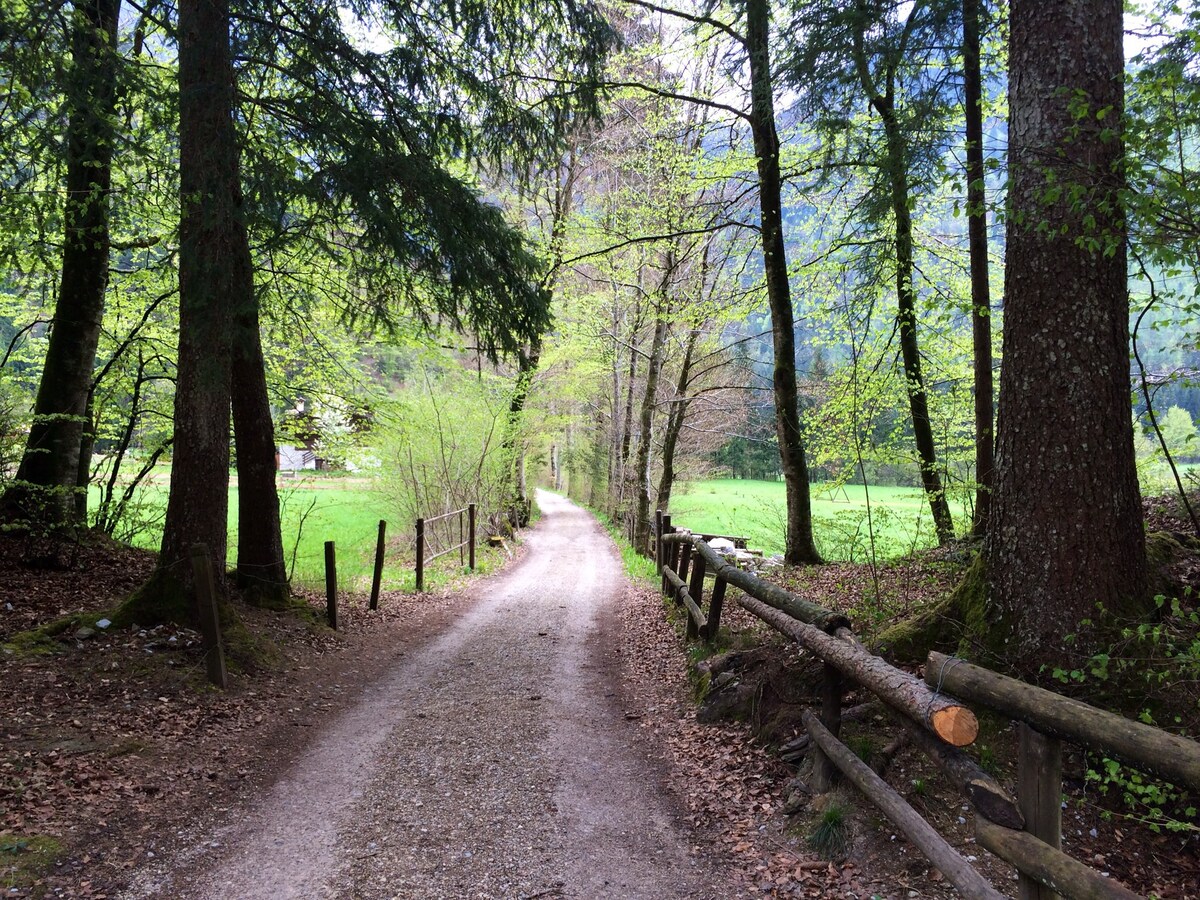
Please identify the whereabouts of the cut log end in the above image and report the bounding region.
[930,705,978,747]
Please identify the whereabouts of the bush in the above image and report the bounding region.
[375,365,514,540]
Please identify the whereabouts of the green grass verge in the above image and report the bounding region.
[668,478,971,560]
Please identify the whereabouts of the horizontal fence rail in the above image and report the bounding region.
[416,503,476,592]
[655,512,1200,900]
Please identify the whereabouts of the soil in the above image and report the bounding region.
[2,489,1198,899]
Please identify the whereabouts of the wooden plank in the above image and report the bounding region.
[742,596,977,746]
[976,818,1142,900]
[468,503,476,570]
[926,652,1200,793]
[802,711,1005,900]
[1019,724,1063,900]
[655,509,663,575]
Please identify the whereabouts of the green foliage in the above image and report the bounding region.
[1047,593,1200,833]
[376,364,513,539]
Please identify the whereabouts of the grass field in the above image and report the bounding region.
[669,478,971,560]
[88,474,472,590]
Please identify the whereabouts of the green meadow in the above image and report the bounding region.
[668,478,971,560]
[89,475,441,590]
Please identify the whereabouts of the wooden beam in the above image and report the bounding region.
[926,652,1200,793]
[891,710,1024,829]
[976,818,1142,900]
[744,597,977,746]
[802,712,1005,900]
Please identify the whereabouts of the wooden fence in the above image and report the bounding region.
[656,517,1200,900]
[415,503,476,591]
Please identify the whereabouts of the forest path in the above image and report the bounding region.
[136,490,735,899]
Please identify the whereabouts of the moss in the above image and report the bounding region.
[0,834,63,888]
[110,567,198,629]
[1,611,109,657]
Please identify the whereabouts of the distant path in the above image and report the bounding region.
[133,490,734,899]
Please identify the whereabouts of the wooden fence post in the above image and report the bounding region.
[655,509,663,574]
[705,576,727,642]
[369,519,386,611]
[468,503,476,570]
[189,544,227,689]
[1018,723,1063,900]
[811,664,843,793]
[324,540,338,629]
[415,517,425,592]
[678,542,693,587]
[686,550,707,640]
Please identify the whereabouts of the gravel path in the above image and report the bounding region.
[141,491,735,899]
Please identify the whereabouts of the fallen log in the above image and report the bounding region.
[975,818,1141,900]
[926,652,1200,793]
[890,710,1024,829]
[802,711,1005,900]
[742,596,978,746]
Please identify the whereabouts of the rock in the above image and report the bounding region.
[74,627,96,641]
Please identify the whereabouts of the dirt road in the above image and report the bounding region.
[127,491,736,899]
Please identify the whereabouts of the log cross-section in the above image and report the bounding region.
[741,596,978,746]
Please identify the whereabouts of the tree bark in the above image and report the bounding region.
[989,0,1146,656]
[231,297,288,603]
[879,107,954,546]
[964,0,994,538]
[746,0,820,565]
[655,327,700,514]
[2,0,121,528]
[633,302,669,555]
[155,0,247,597]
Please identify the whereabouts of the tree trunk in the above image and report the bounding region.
[504,344,539,529]
[588,410,606,508]
[655,327,700,514]
[879,106,954,545]
[964,0,994,538]
[746,0,820,564]
[1,0,121,529]
[231,297,289,603]
[154,0,247,604]
[988,0,1145,657]
[633,309,669,555]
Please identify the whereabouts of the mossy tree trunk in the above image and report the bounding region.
[988,0,1145,657]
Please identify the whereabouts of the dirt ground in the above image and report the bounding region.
[2,491,1198,898]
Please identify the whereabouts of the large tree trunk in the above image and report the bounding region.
[231,297,288,603]
[504,344,540,529]
[150,0,247,608]
[633,307,669,555]
[988,0,1145,658]
[655,327,700,514]
[746,0,820,564]
[879,109,954,545]
[964,0,994,538]
[1,0,121,529]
